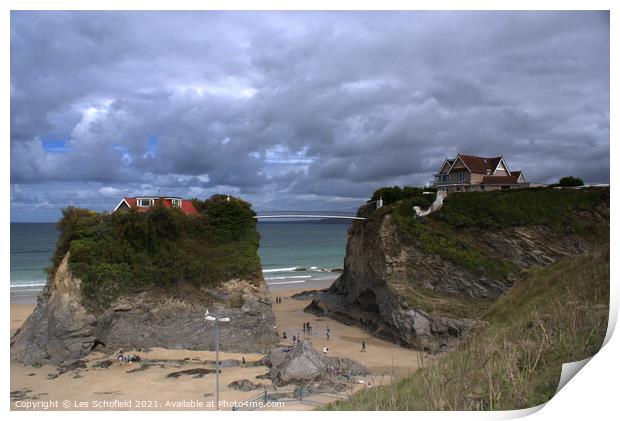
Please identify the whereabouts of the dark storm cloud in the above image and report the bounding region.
[10,11,609,220]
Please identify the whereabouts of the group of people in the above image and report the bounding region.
[281,323,333,343]
[274,297,282,304]
[116,352,141,364]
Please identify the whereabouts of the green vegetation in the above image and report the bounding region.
[325,250,609,410]
[396,284,495,320]
[433,187,608,234]
[50,195,261,311]
[375,186,609,314]
[369,186,436,207]
[392,200,515,280]
[559,176,585,187]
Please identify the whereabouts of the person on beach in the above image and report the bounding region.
[303,323,306,334]
[282,331,287,340]
[326,325,331,340]
[242,356,246,366]
[361,341,366,352]
[292,335,297,344]
[323,346,329,355]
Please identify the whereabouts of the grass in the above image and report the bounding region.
[384,187,609,283]
[49,195,262,311]
[392,284,495,320]
[433,187,609,235]
[391,201,515,280]
[324,250,609,410]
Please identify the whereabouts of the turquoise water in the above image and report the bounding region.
[10,223,58,294]
[10,221,350,295]
[258,222,350,285]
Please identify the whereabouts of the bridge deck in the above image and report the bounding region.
[254,214,366,220]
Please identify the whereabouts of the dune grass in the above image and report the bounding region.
[324,250,609,410]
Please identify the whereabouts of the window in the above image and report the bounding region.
[171,199,181,208]
[138,199,152,207]
[457,171,467,182]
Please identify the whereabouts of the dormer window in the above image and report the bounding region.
[171,199,181,208]
[138,198,153,207]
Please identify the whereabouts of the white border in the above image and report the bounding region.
[2,2,616,421]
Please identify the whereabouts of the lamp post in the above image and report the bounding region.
[204,310,230,411]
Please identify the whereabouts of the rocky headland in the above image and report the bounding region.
[306,187,610,353]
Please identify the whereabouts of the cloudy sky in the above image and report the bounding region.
[10,11,609,221]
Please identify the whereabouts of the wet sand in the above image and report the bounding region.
[10,279,424,410]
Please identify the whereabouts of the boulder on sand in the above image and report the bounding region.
[260,340,368,387]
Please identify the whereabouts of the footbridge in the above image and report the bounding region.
[253,199,385,221]
[255,214,367,220]
[253,210,367,221]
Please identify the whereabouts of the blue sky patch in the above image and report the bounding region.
[41,139,71,153]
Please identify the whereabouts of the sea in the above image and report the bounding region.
[10,221,351,299]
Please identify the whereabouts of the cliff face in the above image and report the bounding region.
[11,254,279,365]
[307,190,608,353]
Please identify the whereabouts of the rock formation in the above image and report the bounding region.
[261,340,368,390]
[11,253,279,365]
[306,191,608,353]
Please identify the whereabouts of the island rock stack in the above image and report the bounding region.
[11,253,279,365]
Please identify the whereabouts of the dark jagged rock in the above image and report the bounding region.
[260,341,368,388]
[10,389,32,401]
[228,379,274,391]
[46,359,88,380]
[11,254,279,365]
[218,359,241,368]
[290,290,326,301]
[57,359,87,374]
[307,202,607,353]
[126,365,149,373]
[92,360,114,369]
[167,368,217,378]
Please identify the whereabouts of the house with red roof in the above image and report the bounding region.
[433,154,528,193]
[113,196,199,215]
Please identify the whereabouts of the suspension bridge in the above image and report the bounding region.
[254,212,367,221]
[253,199,384,221]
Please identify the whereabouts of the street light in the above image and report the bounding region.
[204,310,230,411]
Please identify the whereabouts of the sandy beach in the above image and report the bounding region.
[10,278,425,411]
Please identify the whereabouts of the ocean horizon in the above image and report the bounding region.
[10,221,350,298]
